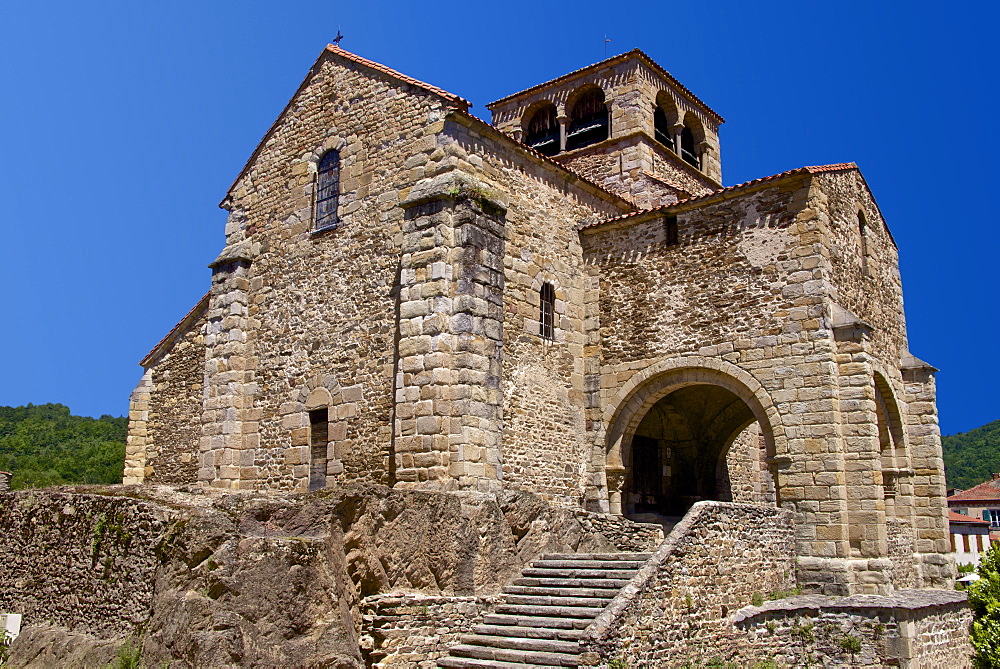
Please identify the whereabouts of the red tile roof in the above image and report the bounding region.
[949,478,1000,502]
[578,163,859,231]
[950,511,990,525]
[487,49,724,125]
[326,46,470,110]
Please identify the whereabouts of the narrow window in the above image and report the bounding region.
[964,533,970,552]
[950,533,956,552]
[315,150,341,230]
[858,211,870,275]
[665,215,678,246]
[539,283,555,340]
[308,408,329,491]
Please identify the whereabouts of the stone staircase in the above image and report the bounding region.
[438,552,651,668]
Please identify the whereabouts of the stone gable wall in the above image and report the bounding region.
[208,53,460,490]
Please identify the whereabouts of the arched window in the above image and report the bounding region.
[539,283,556,340]
[524,103,560,157]
[680,126,698,168]
[566,88,609,151]
[316,150,340,230]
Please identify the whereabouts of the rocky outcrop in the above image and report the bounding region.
[0,484,658,667]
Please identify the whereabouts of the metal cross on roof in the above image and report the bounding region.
[333,29,344,46]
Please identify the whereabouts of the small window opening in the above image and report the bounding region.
[524,104,560,157]
[566,89,609,152]
[308,408,329,491]
[665,215,678,246]
[654,106,674,150]
[315,150,341,230]
[858,211,870,275]
[680,126,699,168]
[539,283,556,340]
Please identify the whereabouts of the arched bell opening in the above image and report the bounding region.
[621,384,776,522]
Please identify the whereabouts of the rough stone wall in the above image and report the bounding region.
[360,594,497,668]
[724,423,775,505]
[122,370,152,485]
[143,312,206,484]
[729,590,972,667]
[580,501,797,664]
[0,490,168,637]
[205,50,465,491]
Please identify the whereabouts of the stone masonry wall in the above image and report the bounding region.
[580,501,797,665]
[144,311,206,484]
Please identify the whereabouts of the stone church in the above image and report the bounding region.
[123,45,952,596]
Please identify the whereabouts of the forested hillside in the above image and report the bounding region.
[942,419,1000,491]
[0,404,126,490]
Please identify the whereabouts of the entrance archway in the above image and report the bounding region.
[603,361,783,519]
[624,384,767,518]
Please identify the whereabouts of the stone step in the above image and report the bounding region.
[540,553,653,561]
[502,585,618,599]
[460,634,579,655]
[437,656,543,668]
[512,577,631,589]
[448,643,579,667]
[521,567,639,579]
[481,614,592,630]
[474,624,585,641]
[502,594,609,608]
[530,559,645,570]
[494,603,604,619]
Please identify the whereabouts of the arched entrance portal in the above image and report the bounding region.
[604,362,781,520]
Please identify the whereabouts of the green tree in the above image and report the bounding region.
[969,543,1000,666]
[0,403,126,490]
[942,419,1000,490]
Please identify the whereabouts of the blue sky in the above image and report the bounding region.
[0,1,996,436]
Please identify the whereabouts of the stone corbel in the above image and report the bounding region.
[828,302,873,342]
[900,351,938,383]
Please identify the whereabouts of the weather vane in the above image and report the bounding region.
[333,27,344,47]
[604,35,612,57]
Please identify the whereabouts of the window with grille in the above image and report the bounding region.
[566,89,609,151]
[680,126,699,168]
[525,104,560,157]
[539,283,555,340]
[316,150,341,230]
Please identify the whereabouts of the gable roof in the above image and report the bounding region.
[487,49,724,125]
[140,292,211,368]
[221,45,470,208]
[579,163,861,231]
[949,478,1000,502]
[447,110,634,212]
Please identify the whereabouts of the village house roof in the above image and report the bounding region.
[948,476,1000,502]
[949,511,990,525]
[486,49,725,125]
